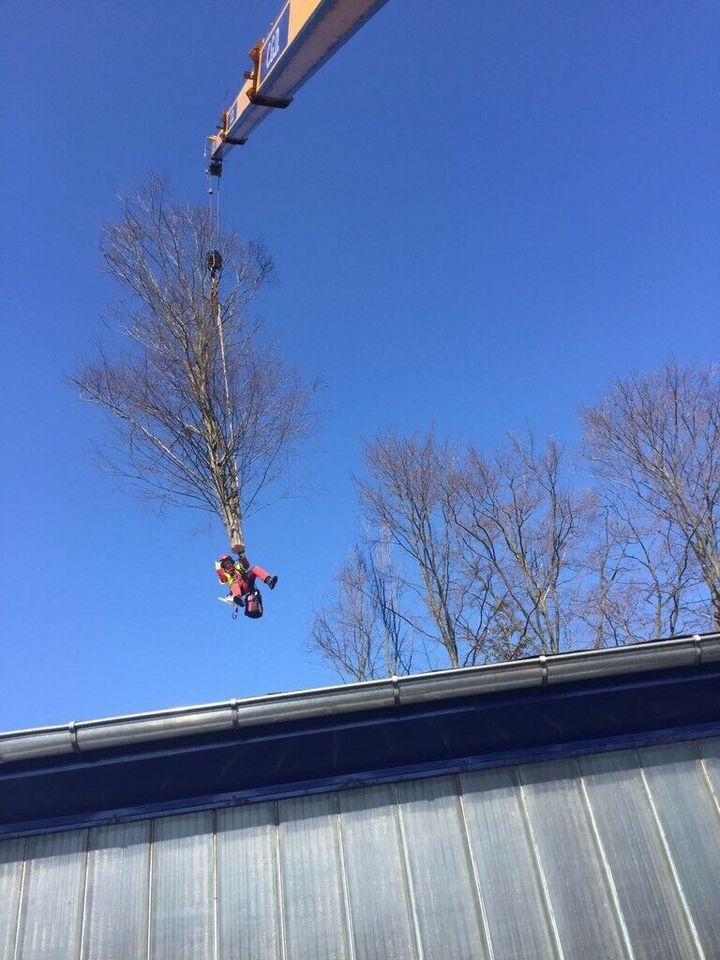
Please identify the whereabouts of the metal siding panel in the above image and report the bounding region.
[81,821,151,960]
[216,803,282,960]
[395,777,489,960]
[459,767,558,960]
[697,736,720,803]
[338,784,417,960]
[0,838,25,960]
[278,793,348,960]
[519,759,629,960]
[15,830,87,960]
[639,741,720,956]
[579,751,699,960]
[150,812,215,960]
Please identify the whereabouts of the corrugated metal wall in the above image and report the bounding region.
[2,738,720,960]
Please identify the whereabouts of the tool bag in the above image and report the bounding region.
[244,589,263,619]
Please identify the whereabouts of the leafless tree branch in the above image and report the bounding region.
[582,359,720,628]
[70,178,318,550]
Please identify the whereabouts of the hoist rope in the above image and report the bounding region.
[206,146,243,552]
[207,162,233,440]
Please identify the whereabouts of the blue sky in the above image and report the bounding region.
[1,1,718,730]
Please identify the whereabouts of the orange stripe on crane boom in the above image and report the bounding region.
[208,0,390,166]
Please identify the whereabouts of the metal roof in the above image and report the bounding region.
[2,632,719,763]
[1,633,720,839]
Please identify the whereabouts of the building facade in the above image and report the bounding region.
[2,635,720,959]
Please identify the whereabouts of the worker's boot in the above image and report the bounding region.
[265,574,278,590]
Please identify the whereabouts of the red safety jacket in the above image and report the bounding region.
[215,556,270,600]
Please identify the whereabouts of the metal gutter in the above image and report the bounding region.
[2,633,719,764]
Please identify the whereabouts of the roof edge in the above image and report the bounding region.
[2,633,719,763]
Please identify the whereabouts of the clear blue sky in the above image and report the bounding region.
[1,1,718,730]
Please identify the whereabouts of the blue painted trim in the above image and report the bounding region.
[3,660,719,838]
[6,659,714,782]
[2,720,718,841]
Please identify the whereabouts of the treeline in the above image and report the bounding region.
[310,360,720,680]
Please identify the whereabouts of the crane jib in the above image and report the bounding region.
[260,3,291,86]
[209,0,391,165]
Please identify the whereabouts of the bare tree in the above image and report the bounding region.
[72,180,316,551]
[582,360,720,628]
[452,435,587,657]
[309,544,415,681]
[579,496,700,646]
[313,431,590,680]
[310,361,720,682]
[357,433,474,668]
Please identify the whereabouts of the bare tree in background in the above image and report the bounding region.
[72,180,316,551]
[312,432,504,678]
[357,433,474,668]
[582,360,720,629]
[311,432,590,680]
[452,436,587,658]
[579,496,699,646]
[310,363,720,681]
[309,544,415,681]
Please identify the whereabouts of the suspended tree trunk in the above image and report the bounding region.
[71,179,317,552]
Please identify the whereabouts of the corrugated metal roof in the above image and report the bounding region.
[2,737,720,960]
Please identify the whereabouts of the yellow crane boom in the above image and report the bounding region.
[208,0,390,172]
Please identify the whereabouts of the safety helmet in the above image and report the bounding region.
[218,555,235,569]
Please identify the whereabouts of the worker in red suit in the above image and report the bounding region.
[215,553,277,617]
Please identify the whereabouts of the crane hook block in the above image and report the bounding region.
[207,159,223,178]
[206,250,223,274]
